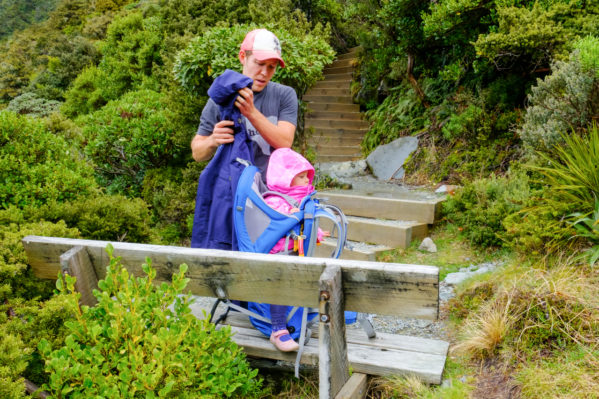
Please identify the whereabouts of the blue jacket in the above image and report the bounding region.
[191,70,254,250]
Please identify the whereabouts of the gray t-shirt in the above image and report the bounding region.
[197,81,298,174]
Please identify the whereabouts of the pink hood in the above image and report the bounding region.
[266,148,314,202]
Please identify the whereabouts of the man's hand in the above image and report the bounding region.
[234,87,256,118]
[190,120,235,162]
[211,120,235,146]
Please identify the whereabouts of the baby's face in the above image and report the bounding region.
[291,171,310,187]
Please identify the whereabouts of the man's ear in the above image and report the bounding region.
[238,50,246,65]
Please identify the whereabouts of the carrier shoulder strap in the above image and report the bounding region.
[262,190,300,209]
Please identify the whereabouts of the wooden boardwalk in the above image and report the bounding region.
[202,307,449,384]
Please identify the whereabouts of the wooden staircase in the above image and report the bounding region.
[304,47,366,163]
[313,188,446,261]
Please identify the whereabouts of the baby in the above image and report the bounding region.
[263,148,328,351]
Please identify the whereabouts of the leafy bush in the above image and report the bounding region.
[473,2,596,71]
[28,194,153,243]
[5,92,61,117]
[141,162,205,243]
[518,48,599,152]
[62,12,164,117]
[362,86,426,153]
[174,23,335,97]
[0,215,79,302]
[78,89,190,196]
[506,126,599,255]
[39,247,262,397]
[0,111,97,209]
[443,171,531,247]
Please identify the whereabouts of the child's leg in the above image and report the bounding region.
[269,304,299,352]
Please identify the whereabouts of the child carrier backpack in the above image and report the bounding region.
[210,158,357,377]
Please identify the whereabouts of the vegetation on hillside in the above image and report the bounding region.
[1,0,598,397]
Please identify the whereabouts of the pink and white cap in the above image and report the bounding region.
[239,29,285,68]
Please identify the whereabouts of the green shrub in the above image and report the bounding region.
[141,162,205,244]
[502,190,577,256]
[443,171,531,247]
[173,23,335,97]
[61,66,111,118]
[0,216,80,302]
[518,50,598,152]
[39,247,262,397]
[507,126,599,255]
[362,86,426,153]
[5,92,61,117]
[78,89,190,197]
[0,111,97,209]
[28,194,153,243]
[0,217,82,393]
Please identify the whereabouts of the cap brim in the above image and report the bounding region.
[252,50,285,68]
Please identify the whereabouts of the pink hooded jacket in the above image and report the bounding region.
[264,148,324,253]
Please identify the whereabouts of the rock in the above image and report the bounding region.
[418,237,437,253]
[366,136,418,180]
[434,184,460,195]
[317,160,368,180]
[443,271,471,286]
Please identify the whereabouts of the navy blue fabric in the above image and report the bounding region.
[191,70,254,250]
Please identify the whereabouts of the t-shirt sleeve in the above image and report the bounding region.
[277,86,298,126]
[196,99,220,136]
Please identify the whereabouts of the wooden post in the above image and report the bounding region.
[335,373,368,399]
[319,264,350,399]
[59,246,99,307]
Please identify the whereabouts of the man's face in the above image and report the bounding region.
[240,52,279,92]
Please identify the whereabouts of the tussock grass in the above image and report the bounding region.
[454,258,599,358]
[517,347,599,399]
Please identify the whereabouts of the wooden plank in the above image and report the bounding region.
[21,236,439,319]
[216,311,449,357]
[59,246,98,307]
[316,192,443,224]
[225,324,447,384]
[335,373,368,399]
[319,265,350,398]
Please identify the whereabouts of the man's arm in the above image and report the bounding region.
[235,87,295,148]
[191,120,235,162]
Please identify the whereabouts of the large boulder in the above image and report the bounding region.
[366,136,418,180]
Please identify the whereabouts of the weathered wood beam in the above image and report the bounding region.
[319,264,350,399]
[59,246,98,307]
[22,236,439,319]
[335,373,368,399]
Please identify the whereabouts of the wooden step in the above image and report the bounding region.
[313,238,391,262]
[197,310,448,385]
[305,102,358,112]
[336,48,360,60]
[320,216,427,248]
[310,126,367,137]
[314,154,363,162]
[303,94,354,104]
[305,117,369,129]
[309,134,364,146]
[312,79,351,89]
[311,145,361,157]
[306,110,362,120]
[305,88,351,97]
[328,57,356,68]
[317,192,444,225]
[320,72,353,81]
[324,65,354,74]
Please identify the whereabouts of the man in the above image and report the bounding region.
[191,28,298,175]
[190,29,298,249]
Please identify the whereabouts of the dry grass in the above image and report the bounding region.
[368,375,429,398]
[453,257,599,359]
[453,295,513,357]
